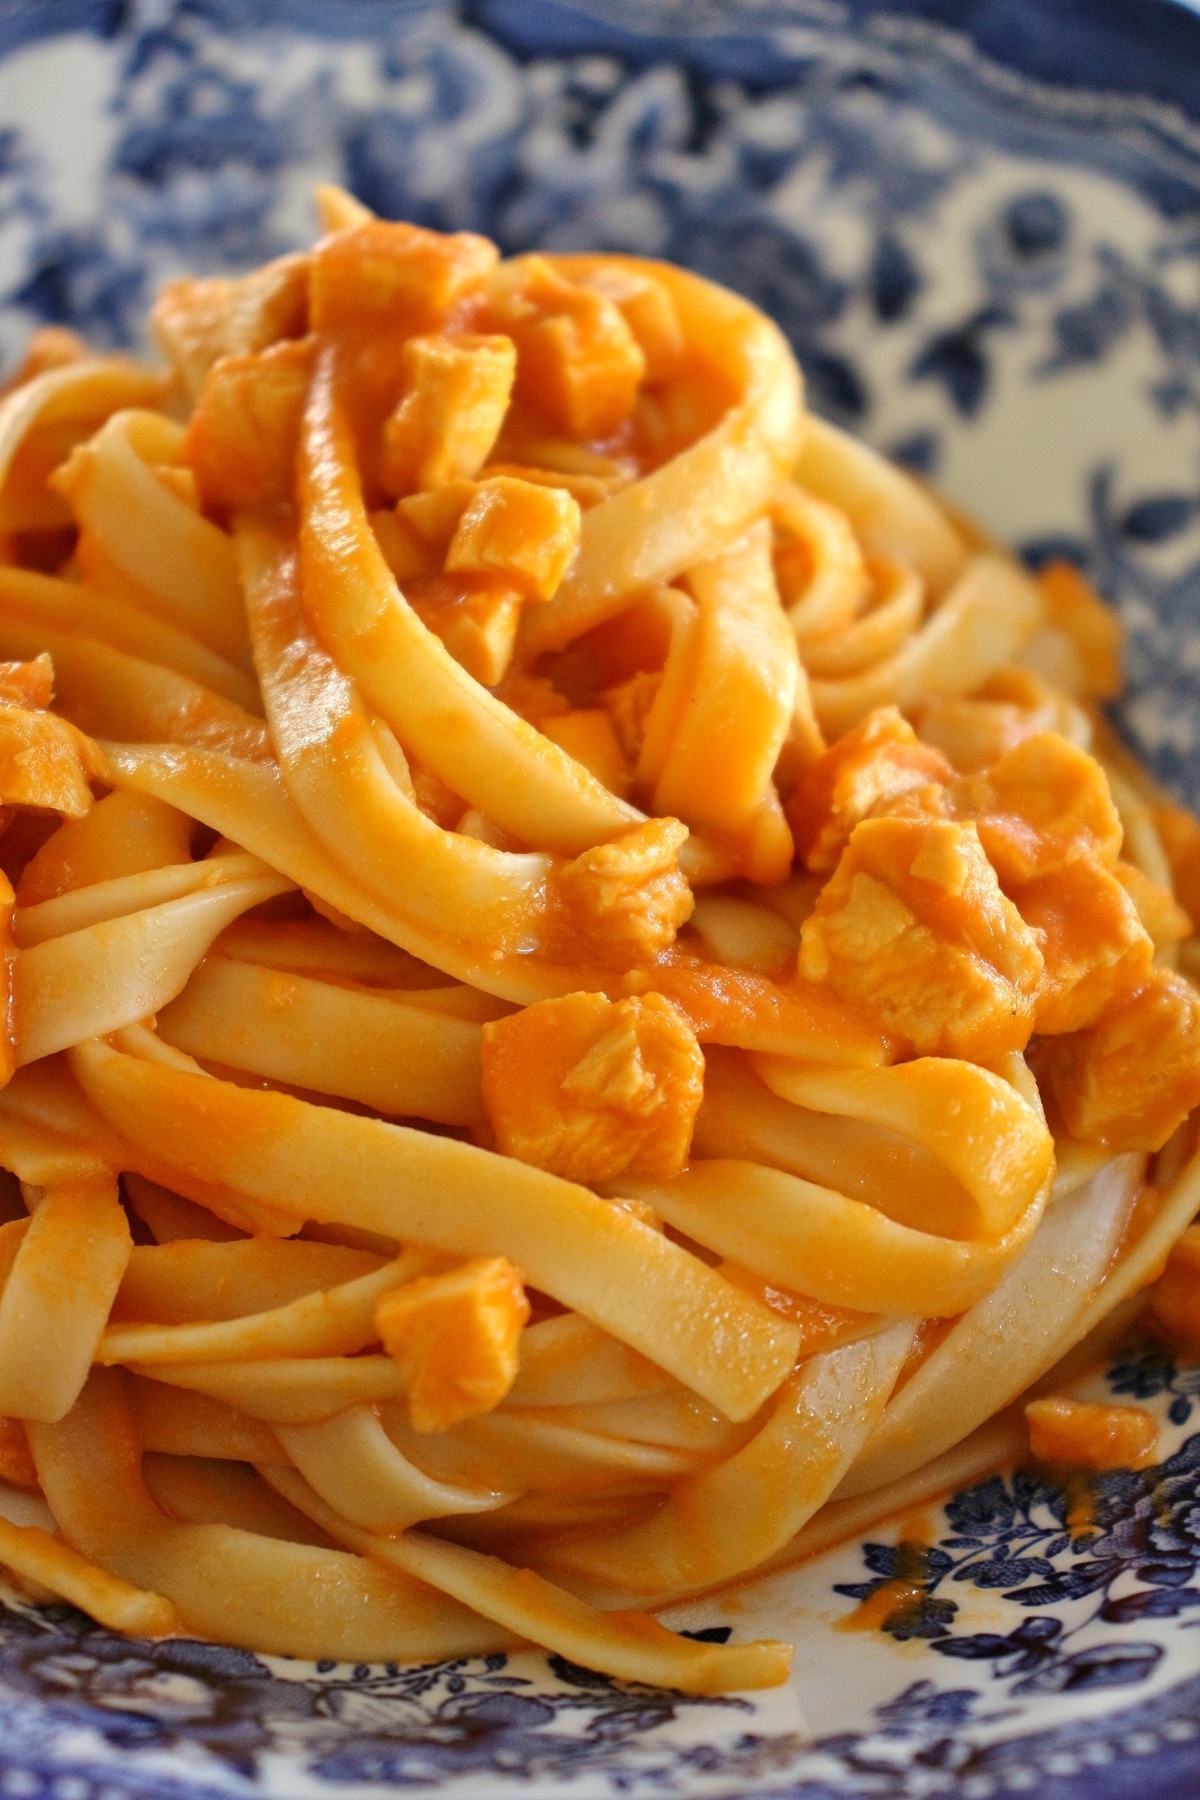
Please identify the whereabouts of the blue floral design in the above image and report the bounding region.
[1109,1338,1200,1427]
[834,1423,1200,1704]
[0,1600,809,1793]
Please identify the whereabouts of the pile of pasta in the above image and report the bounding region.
[0,185,1195,1695]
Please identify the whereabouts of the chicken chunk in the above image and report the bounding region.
[446,475,581,602]
[0,656,52,712]
[185,338,315,512]
[1034,967,1200,1151]
[948,731,1123,888]
[0,705,99,818]
[150,254,309,402]
[376,1258,529,1434]
[395,478,476,550]
[799,814,1044,1058]
[309,219,497,343]
[484,255,646,440]
[1025,1396,1156,1471]
[551,816,694,965]
[407,572,522,688]
[580,267,685,382]
[309,221,498,424]
[380,333,516,496]
[1017,859,1154,1035]
[786,706,953,873]
[481,989,704,1183]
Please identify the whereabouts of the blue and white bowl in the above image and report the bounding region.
[3,2,1200,1796]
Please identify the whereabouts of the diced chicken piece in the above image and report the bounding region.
[309,220,497,346]
[1035,967,1200,1151]
[481,989,704,1183]
[799,815,1044,1059]
[396,478,477,549]
[1149,1224,1200,1349]
[786,706,953,872]
[150,254,309,402]
[1025,1396,1156,1471]
[0,655,52,712]
[949,731,1123,888]
[1017,860,1154,1035]
[376,1257,529,1434]
[539,709,632,797]
[552,817,694,965]
[1151,801,1200,929]
[479,459,623,508]
[185,338,315,512]
[581,267,685,382]
[1115,860,1192,952]
[0,1417,35,1488]
[408,572,522,688]
[0,706,100,818]
[446,475,581,603]
[485,255,645,440]
[380,333,516,496]
[1036,560,1124,699]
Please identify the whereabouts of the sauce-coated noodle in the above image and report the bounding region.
[0,192,1194,1696]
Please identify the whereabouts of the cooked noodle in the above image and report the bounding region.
[0,187,1193,1693]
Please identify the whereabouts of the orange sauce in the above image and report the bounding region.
[836,1513,937,1634]
[1064,1469,1099,1539]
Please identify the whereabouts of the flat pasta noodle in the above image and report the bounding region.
[98,1250,438,1366]
[13,872,293,1064]
[839,1153,1145,1497]
[0,1511,178,1635]
[56,410,251,666]
[68,1034,802,1421]
[0,359,164,534]
[261,1462,794,1694]
[0,191,1189,1699]
[295,365,650,860]
[157,955,487,1128]
[0,1175,131,1421]
[28,1369,513,1661]
[0,565,260,711]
